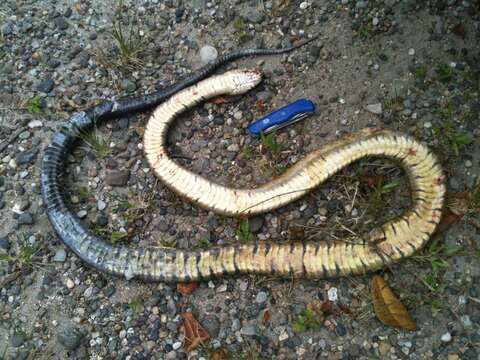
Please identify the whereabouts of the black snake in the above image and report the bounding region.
[41,36,445,282]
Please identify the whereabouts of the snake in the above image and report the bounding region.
[41,38,445,283]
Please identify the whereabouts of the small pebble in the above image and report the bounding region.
[200,45,218,64]
[327,287,338,302]
[365,103,382,115]
[66,278,75,289]
[256,291,268,303]
[441,332,452,342]
[53,248,67,262]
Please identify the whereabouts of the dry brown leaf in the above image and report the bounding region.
[177,282,199,296]
[288,225,305,241]
[182,312,210,352]
[210,95,228,104]
[319,300,338,316]
[371,275,417,331]
[261,309,271,324]
[208,347,230,360]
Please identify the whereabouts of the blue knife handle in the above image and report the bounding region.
[248,99,315,136]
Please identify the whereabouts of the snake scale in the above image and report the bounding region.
[41,38,445,282]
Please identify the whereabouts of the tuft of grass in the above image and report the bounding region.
[357,25,371,39]
[236,219,252,242]
[94,20,144,72]
[293,308,322,332]
[414,64,428,80]
[26,96,43,115]
[436,63,454,83]
[79,128,112,159]
[110,21,144,68]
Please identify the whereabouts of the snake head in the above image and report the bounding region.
[227,69,262,95]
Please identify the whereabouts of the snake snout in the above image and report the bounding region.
[228,69,262,95]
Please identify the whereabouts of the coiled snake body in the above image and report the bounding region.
[41,41,445,282]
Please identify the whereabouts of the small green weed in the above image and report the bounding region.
[432,121,472,156]
[412,240,463,271]
[260,132,282,156]
[293,308,322,332]
[197,238,210,249]
[129,297,144,319]
[26,96,43,115]
[76,186,91,203]
[110,231,128,244]
[233,17,250,43]
[237,219,252,242]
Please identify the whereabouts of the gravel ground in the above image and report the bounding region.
[1,0,480,359]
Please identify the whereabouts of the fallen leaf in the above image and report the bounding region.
[210,96,228,104]
[288,225,305,241]
[371,275,417,331]
[261,309,271,324]
[208,347,230,360]
[319,300,339,316]
[435,191,472,235]
[177,282,199,296]
[182,312,210,352]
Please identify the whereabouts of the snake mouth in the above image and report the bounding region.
[228,69,262,95]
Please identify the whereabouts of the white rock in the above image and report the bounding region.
[200,45,218,64]
[97,200,107,211]
[408,48,415,56]
[28,120,43,128]
[299,1,309,9]
[327,287,338,302]
[441,332,452,342]
[279,330,289,341]
[8,158,17,169]
[365,103,382,115]
[66,278,75,289]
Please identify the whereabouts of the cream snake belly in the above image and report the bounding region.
[41,44,445,282]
